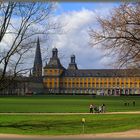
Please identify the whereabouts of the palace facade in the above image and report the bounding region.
[32,38,140,95]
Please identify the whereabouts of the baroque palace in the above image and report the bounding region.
[1,38,140,95]
[31,38,140,96]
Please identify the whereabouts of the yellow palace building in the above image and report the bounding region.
[32,38,140,95]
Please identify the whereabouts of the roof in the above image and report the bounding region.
[44,57,65,69]
[62,69,140,77]
[67,63,78,70]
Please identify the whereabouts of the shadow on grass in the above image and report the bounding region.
[0,120,78,132]
[0,121,52,131]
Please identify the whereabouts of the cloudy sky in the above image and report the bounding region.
[46,2,120,69]
[0,2,121,71]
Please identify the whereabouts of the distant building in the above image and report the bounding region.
[0,37,44,95]
[43,48,140,95]
[0,76,27,95]
[27,37,44,94]
[1,37,140,95]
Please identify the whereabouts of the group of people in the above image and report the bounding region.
[124,100,136,107]
[89,103,106,113]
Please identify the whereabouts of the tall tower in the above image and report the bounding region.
[32,37,42,77]
[43,47,65,93]
[68,54,78,70]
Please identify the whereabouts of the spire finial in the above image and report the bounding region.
[29,69,32,77]
[52,47,58,58]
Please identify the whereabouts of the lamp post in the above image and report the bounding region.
[81,118,85,133]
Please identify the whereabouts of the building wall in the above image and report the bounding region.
[0,79,27,96]
[43,73,140,95]
[60,77,140,89]
[43,48,140,95]
[43,68,64,93]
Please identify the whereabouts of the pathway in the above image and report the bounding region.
[0,111,140,115]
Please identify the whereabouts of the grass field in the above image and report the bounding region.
[0,95,139,135]
[0,114,139,135]
[0,95,139,113]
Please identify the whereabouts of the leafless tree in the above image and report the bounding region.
[0,2,61,91]
[0,2,16,42]
[89,3,140,69]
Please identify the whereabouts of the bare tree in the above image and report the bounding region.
[0,2,16,42]
[89,3,140,69]
[0,2,61,91]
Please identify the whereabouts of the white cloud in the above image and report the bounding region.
[0,3,118,71]
[49,7,115,69]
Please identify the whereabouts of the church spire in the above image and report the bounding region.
[32,37,42,77]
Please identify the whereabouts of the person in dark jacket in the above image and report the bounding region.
[89,104,93,113]
[133,100,135,106]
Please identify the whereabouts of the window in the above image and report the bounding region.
[54,82,57,88]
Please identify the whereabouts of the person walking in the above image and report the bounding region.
[99,106,102,113]
[89,104,93,113]
[133,100,135,106]
[102,103,106,113]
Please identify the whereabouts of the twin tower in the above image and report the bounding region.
[32,38,78,78]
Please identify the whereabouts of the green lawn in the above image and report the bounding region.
[0,114,139,135]
[0,95,139,113]
[0,96,139,135]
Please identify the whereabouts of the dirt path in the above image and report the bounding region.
[0,111,140,115]
[0,130,140,139]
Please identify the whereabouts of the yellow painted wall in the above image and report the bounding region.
[43,68,140,90]
[44,69,63,76]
